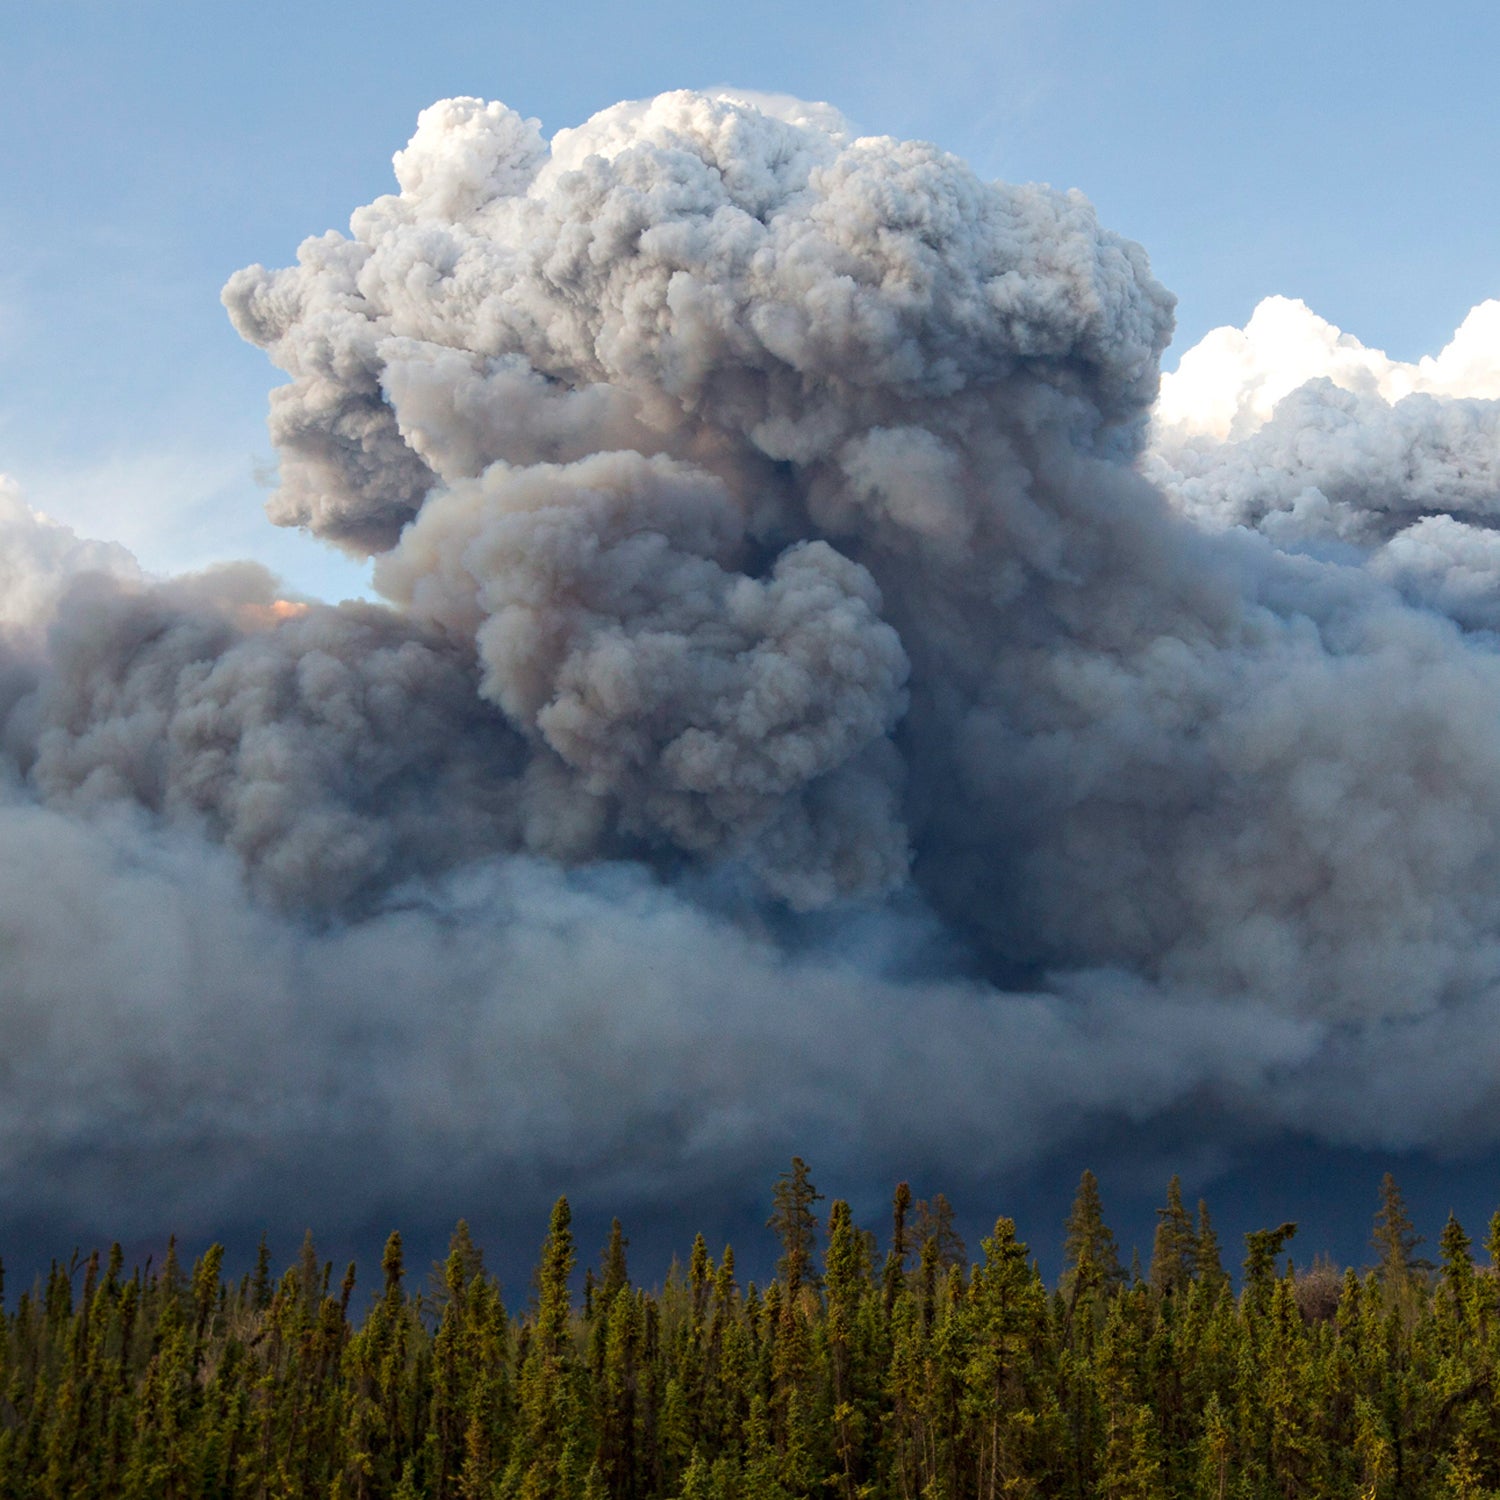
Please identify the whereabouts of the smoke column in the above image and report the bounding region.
[3,90,1500,1248]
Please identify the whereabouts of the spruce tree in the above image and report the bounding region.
[823,1200,865,1500]
[1192,1199,1226,1289]
[1372,1172,1423,1283]
[1437,1212,1474,1337]
[767,1158,824,1298]
[600,1219,630,1306]
[689,1234,712,1331]
[20,1157,1500,1494]
[1061,1168,1122,1302]
[382,1230,405,1299]
[509,1198,578,1500]
[1149,1175,1197,1299]
[249,1233,272,1312]
[1242,1224,1297,1316]
[912,1193,966,1271]
[882,1182,912,1315]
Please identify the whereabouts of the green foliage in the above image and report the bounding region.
[1149,1175,1196,1300]
[766,1157,823,1297]
[4,1167,1500,1499]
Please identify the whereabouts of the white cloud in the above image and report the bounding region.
[1155,294,1500,444]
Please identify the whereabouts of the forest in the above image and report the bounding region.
[2,1161,1499,1499]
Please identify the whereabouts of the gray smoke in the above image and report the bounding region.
[1151,381,1500,546]
[3,562,530,914]
[4,90,1500,1245]
[374,451,911,905]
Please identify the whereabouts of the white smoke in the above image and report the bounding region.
[4,91,1500,1244]
[0,476,139,636]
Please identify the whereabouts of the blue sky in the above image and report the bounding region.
[2,0,1496,597]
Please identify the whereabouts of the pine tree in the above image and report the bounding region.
[596,1286,642,1500]
[912,1193,966,1272]
[1149,1175,1197,1299]
[1372,1172,1423,1284]
[22,1159,1500,1496]
[823,1201,865,1500]
[1242,1224,1297,1317]
[1062,1171,1122,1292]
[1436,1212,1475,1342]
[382,1230,405,1299]
[339,1229,414,1500]
[1192,1199,1226,1290]
[689,1235,712,1332]
[964,1216,1057,1494]
[508,1197,578,1500]
[1061,1169,1122,1350]
[430,1220,486,1496]
[882,1182,912,1316]
[1195,1390,1233,1500]
[1099,1403,1163,1500]
[246,1232,271,1313]
[600,1219,630,1307]
[767,1158,824,1298]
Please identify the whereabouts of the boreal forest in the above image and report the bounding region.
[3,1162,1500,1498]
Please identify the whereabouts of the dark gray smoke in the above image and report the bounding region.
[3,91,1500,1246]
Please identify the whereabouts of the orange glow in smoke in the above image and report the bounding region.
[238,598,312,628]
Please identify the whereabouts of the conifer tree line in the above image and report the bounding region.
[5,1162,1500,1497]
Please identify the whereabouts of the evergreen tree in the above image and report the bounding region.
[767,1158,824,1298]
[1242,1224,1298,1317]
[1372,1172,1424,1283]
[689,1234,712,1332]
[9,1162,1500,1498]
[1149,1174,1197,1299]
[823,1200,866,1499]
[600,1219,630,1307]
[508,1197,578,1500]
[382,1229,405,1298]
[1436,1211,1475,1340]
[912,1192,966,1271]
[1061,1168,1123,1305]
[882,1181,912,1315]
[1192,1199,1226,1290]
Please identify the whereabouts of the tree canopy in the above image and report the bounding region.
[0,1165,1495,1499]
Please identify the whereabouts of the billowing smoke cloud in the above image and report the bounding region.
[5,90,1500,1247]
[0,477,139,634]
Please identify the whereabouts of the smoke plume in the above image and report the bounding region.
[4,90,1500,1246]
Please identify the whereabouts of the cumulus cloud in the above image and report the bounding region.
[1149,297,1500,625]
[1154,294,1500,443]
[3,91,1500,1244]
